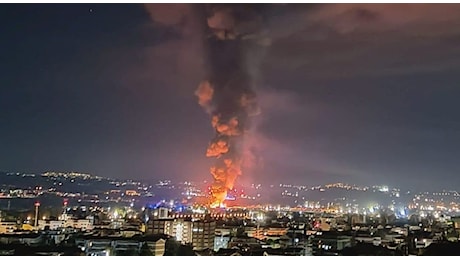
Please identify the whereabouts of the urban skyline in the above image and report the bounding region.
[1,169,460,256]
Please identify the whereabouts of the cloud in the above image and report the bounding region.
[143,4,197,33]
[263,4,460,79]
[138,4,460,87]
[308,4,460,36]
[137,4,205,94]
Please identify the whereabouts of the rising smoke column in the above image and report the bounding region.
[195,5,267,207]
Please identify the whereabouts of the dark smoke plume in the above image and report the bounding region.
[195,4,268,207]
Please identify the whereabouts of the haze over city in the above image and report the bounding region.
[3,3,460,193]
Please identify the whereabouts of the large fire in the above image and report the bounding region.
[195,5,264,208]
[196,81,246,208]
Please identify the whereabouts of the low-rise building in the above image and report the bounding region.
[310,232,352,255]
[0,233,43,245]
[76,235,168,256]
[214,235,230,252]
[228,236,262,249]
[38,217,93,231]
[0,221,17,234]
[143,236,167,256]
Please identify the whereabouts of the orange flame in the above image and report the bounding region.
[206,139,229,157]
[195,81,214,112]
[196,82,247,207]
[213,116,240,136]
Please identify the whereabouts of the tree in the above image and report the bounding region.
[164,238,180,256]
[140,243,153,256]
[266,239,275,246]
[176,244,195,256]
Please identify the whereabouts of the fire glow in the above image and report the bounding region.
[196,80,249,208]
[195,5,264,208]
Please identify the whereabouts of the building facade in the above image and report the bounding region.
[0,221,17,234]
[191,220,216,251]
[147,218,216,250]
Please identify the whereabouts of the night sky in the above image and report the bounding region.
[2,4,460,190]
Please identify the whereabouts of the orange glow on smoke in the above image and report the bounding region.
[206,138,229,157]
[212,116,240,136]
[195,80,214,110]
[196,80,247,208]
